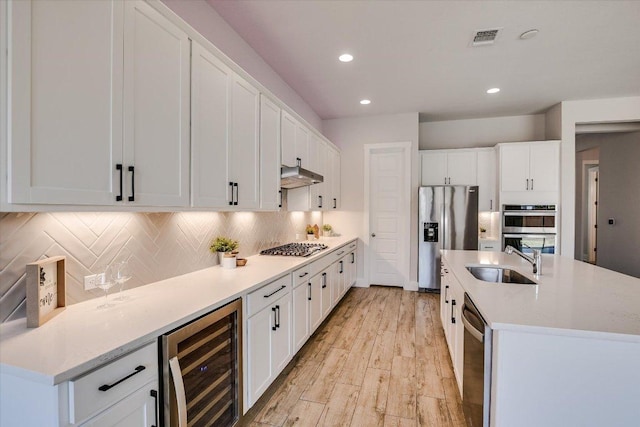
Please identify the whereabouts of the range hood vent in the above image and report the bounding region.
[281,165,323,189]
[471,28,502,46]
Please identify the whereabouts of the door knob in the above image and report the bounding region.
[371,233,376,237]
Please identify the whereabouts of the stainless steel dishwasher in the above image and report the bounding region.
[461,293,492,427]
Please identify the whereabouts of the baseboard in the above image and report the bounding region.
[404,281,419,291]
[353,277,369,288]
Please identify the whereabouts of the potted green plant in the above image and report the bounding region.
[479,227,487,238]
[306,225,316,240]
[322,223,333,237]
[210,237,239,264]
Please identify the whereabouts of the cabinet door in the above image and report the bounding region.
[421,152,447,185]
[247,306,273,406]
[316,141,329,211]
[329,148,341,210]
[295,124,309,168]
[447,151,477,185]
[229,74,260,209]
[8,0,123,205]
[500,144,529,192]
[529,142,559,193]
[321,271,332,318]
[272,293,292,374]
[347,251,357,288]
[454,284,465,394]
[80,381,159,427]
[309,274,323,333]
[190,42,230,208]
[477,148,497,211]
[259,95,281,211]
[281,111,297,167]
[123,0,190,206]
[292,282,310,352]
[308,135,321,210]
[331,261,341,306]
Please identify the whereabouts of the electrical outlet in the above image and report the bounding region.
[84,274,98,290]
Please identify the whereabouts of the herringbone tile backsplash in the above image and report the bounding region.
[0,211,322,322]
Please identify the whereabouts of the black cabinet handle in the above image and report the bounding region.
[98,365,145,391]
[322,273,327,288]
[279,190,282,208]
[336,250,345,256]
[115,164,123,201]
[333,198,337,209]
[272,307,277,331]
[150,389,159,427]
[229,182,234,206]
[298,272,309,278]
[296,157,301,167]
[264,285,286,298]
[531,179,534,190]
[451,299,456,324]
[526,178,529,191]
[234,182,239,205]
[444,285,449,303]
[351,253,355,264]
[339,260,343,274]
[128,166,135,202]
[318,195,323,208]
[308,282,312,301]
[275,304,280,328]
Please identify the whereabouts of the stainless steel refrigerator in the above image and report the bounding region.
[419,186,478,292]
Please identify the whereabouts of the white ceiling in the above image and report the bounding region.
[208,0,640,122]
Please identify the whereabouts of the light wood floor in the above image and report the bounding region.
[241,286,465,427]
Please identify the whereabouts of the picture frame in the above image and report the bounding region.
[26,256,66,328]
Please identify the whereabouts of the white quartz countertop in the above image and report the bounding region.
[0,236,357,385]
[443,250,640,342]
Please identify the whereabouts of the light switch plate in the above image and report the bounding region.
[84,274,97,290]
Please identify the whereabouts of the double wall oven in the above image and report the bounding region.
[502,205,557,254]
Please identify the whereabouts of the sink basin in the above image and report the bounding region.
[466,266,536,285]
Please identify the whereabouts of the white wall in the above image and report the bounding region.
[160,0,322,131]
[553,96,640,259]
[419,114,546,149]
[322,113,420,289]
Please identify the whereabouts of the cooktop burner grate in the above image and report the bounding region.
[260,242,328,257]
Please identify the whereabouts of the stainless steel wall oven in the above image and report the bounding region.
[502,205,557,254]
[161,298,242,427]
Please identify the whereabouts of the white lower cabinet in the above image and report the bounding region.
[440,259,464,395]
[246,277,292,408]
[71,342,159,426]
[320,269,332,319]
[80,380,158,427]
[292,279,311,353]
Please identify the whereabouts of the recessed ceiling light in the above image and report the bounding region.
[520,29,539,40]
[360,99,371,105]
[338,53,353,62]
[486,88,500,94]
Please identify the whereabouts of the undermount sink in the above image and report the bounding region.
[466,266,537,285]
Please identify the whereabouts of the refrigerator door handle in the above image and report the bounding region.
[169,356,188,427]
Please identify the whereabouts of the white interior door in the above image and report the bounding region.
[367,144,410,287]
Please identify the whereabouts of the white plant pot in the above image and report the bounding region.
[221,254,237,269]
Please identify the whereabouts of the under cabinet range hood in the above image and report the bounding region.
[280,165,323,189]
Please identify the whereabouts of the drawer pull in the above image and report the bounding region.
[264,285,286,298]
[98,365,146,392]
[336,250,345,256]
[298,272,309,278]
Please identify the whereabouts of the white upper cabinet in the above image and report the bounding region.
[229,74,260,209]
[190,42,231,208]
[499,141,560,204]
[122,0,190,207]
[281,111,297,167]
[259,95,282,211]
[476,148,498,211]
[328,147,341,210]
[7,0,123,205]
[7,0,190,207]
[295,124,309,169]
[421,150,477,185]
[191,43,260,209]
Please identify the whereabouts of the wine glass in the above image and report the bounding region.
[95,264,115,309]
[111,260,132,301]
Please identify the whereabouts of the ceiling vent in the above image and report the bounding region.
[470,28,503,46]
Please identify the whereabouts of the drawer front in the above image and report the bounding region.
[247,274,290,317]
[69,342,158,424]
[293,265,311,288]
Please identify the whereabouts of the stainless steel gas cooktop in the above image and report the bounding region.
[260,242,328,257]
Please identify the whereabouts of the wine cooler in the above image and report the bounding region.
[162,298,242,427]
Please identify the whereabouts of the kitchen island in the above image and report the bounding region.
[442,250,640,427]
